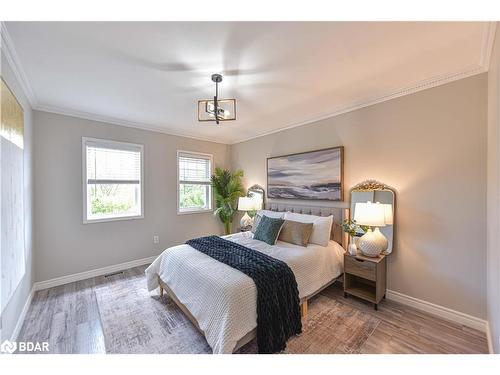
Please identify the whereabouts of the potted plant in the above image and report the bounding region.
[211,168,246,235]
[342,219,369,255]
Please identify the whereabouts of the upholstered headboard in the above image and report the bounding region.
[265,202,349,249]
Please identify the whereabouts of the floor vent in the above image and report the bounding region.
[104,271,124,278]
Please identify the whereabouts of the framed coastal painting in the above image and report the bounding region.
[267,146,344,201]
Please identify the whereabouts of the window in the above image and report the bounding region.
[177,150,212,214]
[83,137,144,223]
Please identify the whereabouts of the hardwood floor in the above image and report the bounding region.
[17,265,489,354]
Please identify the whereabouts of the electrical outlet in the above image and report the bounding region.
[153,235,159,244]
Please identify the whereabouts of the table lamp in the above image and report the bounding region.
[354,201,387,257]
[383,203,393,225]
[238,197,262,228]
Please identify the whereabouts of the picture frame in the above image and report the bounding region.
[267,146,344,201]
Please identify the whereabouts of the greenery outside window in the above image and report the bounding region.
[83,137,144,223]
[177,150,212,214]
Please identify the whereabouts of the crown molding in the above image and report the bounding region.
[34,103,227,144]
[2,22,496,146]
[32,63,488,146]
[1,22,227,144]
[0,22,37,107]
[230,63,486,144]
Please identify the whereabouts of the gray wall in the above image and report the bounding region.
[230,74,487,319]
[33,111,229,282]
[487,25,500,353]
[0,55,34,340]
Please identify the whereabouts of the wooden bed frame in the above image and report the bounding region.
[158,204,349,353]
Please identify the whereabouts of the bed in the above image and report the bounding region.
[145,204,348,354]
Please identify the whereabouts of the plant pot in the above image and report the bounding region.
[224,221,231,235]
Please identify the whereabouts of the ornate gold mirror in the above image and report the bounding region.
[350,180,396,255]
[247,184,265,208]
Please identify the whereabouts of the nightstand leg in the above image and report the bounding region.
[383,294,386,299]
[374,303,378,311]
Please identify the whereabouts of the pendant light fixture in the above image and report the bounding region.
[198,74,236,124]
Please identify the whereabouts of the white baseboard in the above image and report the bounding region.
[19,259,495,353]
[485,321,494,354]
[10,287,34,342]
[386,289,488,333]
[33,255,158,291]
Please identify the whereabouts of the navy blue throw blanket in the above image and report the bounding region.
[186,235,302,353]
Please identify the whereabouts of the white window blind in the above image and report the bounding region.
[83,138,144,223]
[177,151,212,213]
[87,145,141,184]
[178,153,211,183]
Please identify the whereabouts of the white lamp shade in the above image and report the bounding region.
[383,203,393,225]
[250,196,263,210]
[238,197,253,211]
[354,202,386,227]
[238,197,261,211]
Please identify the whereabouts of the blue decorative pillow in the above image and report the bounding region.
[253,215,285,245]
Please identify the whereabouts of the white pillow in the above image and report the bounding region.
[283,212,333,247]
[256,209,284,219]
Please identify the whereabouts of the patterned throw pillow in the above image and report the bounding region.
[251,214,262,234]
[278,220,314,247]
[253,215,285,245]
[251,213,283,234]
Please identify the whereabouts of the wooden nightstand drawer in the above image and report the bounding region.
[344,255,376,281]
[344,253,387,310]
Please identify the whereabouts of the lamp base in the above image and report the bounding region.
[358,228,387,257]
[240,212,253,228]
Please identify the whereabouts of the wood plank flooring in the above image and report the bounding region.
[17,265,489,354]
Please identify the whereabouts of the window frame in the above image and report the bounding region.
[82,137,145,224]
[177,150,213,215]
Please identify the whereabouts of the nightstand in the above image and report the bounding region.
[343,253,387,310]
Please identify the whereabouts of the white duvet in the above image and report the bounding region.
[145,231,344,354]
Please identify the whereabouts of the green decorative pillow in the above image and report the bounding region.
[253,215,285,245]
[251,213,262,234]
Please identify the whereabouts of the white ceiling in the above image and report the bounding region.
[3,22,496,144]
